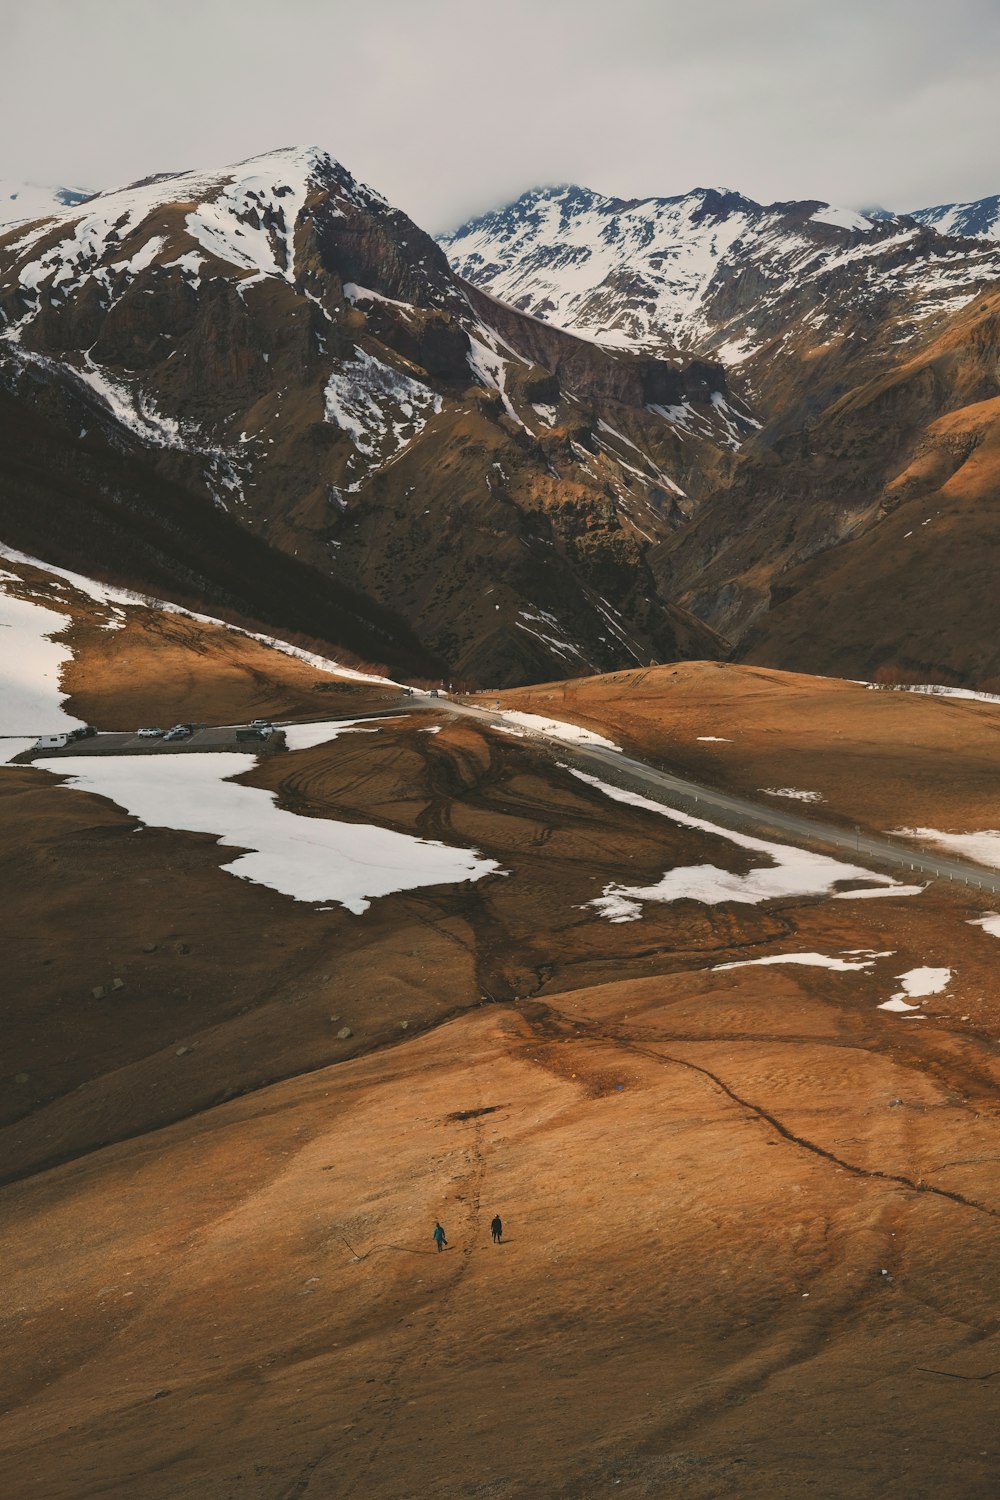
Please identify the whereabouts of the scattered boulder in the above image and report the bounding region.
[91,985,106,1000]
[14,1073,29,1085]
[337,1026,353,1040]
[112,978,125,991]
[142,943,158,953]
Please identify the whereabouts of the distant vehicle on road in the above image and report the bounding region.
[69,725,97,740]
[249,719,273,727]
[35,733,70,750]
[136,726,163,738]
[163,724,193,742]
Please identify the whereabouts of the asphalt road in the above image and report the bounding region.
[438,698,1000,897]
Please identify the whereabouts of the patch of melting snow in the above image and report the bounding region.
[761,787,824,802]
[891,826,1000,870]
[280,720,382,752]
[878,966,952,1013]
[565,766,920,918]
[498,712,621,750]
[36,751,502,914]
[697,736,731,742]
[713,952,877,972]
[0,580,85,737]
[968,912,1000,939]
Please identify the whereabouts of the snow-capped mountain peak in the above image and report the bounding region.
[440,181,999,368]
[910,193,1000,241]
[0,180,95,229]
[0,146,406,318]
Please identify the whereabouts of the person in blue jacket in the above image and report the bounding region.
[433,1221,447,1252]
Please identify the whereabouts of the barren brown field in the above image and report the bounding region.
[4,639,1000,1498]
[491,661,1000,835]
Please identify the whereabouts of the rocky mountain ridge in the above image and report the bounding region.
[440,184,1000,390]
[0,147,741,685]
[443,181,1000,683]
[910,193,1000,241]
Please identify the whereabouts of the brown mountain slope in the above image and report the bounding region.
[661,290,1000,682]
[4,661,1000,1496]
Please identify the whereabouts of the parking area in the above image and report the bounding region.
[21,726,287,760]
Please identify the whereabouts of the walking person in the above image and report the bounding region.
[490,1214,503,1244]
[433,1220,447,1252]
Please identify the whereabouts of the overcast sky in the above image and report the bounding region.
[4,0,999,230]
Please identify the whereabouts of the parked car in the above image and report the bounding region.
[249,718,273,728]
[136,726,163,738]
[68,725,97,741]
[163,725,193,742]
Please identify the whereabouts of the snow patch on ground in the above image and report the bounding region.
[879,966,952,1012]
[761,787,824,802]
[567,767,916,918]
[498,711,621,750]
[713,952,877,972]
[697,736,731,743]
[969,912,1000,938]
[280,720,381,752]
[37,752,501,914]
[0,580,85,735]
[891,826,1000,870]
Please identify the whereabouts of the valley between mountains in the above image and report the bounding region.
[2,142,1000,1500]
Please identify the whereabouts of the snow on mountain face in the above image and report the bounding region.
[910,193,1000,241]
[0,146,461,493]
[440,185,878,352]
[441,184,1000,370]
[0,147,380,306]
[0,144,732,686]
[0,181,94,229]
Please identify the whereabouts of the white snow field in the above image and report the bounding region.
[712,952,879,972]
[878,966,952,1012]
[497,711,621,750]
[565,767,921,920]
[39,751,501,914]
[891,826,1000,870]
[969,912,1000,939]
[0,573,85,746]
[280,720,385,752]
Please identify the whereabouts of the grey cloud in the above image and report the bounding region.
[3,0,998,231]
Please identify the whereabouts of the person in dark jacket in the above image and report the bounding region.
[433,1221,447,1252]
[490,1214,503,1244]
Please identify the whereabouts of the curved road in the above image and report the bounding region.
[434,698,1000,897]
